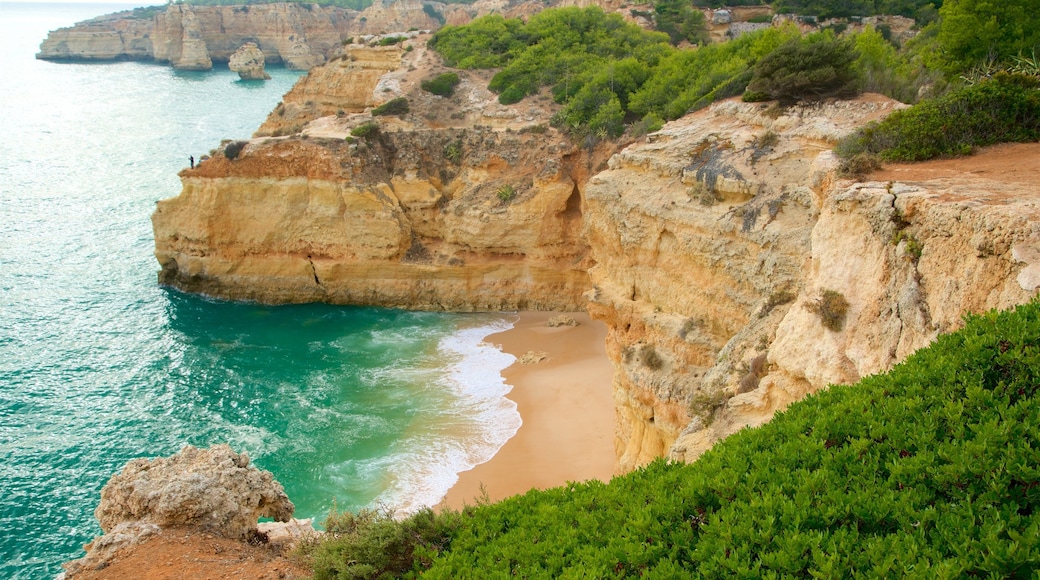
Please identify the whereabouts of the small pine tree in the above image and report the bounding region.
[746,36,860,105]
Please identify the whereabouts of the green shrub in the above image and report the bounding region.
[443,140,462,163]
[350,122,380,139]
[809,289,849,332]
[223,140,248,160]
[371,97,409,116]
[746,34,861,105]
[377,35,405,46]
[837,73,1040,162]
[300,300,1040,578]
[421,72,461,97]
[652,0,709,45]
[301,506,461,580]
[496,184,516,202]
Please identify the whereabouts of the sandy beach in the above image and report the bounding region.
[441,311,616,508]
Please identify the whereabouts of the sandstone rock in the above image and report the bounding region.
[155,36,621,311]
[228,42,270,80]
[161,5,212,71]
[94,444,293,538]
[62,444,293,577]
[547,314,580,327]
[518,351,549,364]
[584,95,905,472]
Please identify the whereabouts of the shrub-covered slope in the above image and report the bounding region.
[838,73,1040,162]
[421,301,1040,577]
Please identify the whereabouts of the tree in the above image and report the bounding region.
[653,0,710,45]
[937,0,1040,74]
[746,35,861,104]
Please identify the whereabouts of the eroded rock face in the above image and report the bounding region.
[165,5,212,71]
[63,444,293,577]
[94,444,293,537]
[229,42,271,80]
[584,96,1040,472]
[155,38,618,311]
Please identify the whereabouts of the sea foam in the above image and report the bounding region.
[373,315,521,513]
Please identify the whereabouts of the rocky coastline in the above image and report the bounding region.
[150,29,1040,479]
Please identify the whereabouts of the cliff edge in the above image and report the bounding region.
[585,98,1040,471]
[62,445,308,579]
[153,38,620,311]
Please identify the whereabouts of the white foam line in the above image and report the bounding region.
[374,315,521,514]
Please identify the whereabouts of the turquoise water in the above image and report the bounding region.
[0,3,519,577]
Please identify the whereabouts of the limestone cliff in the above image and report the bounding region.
[583,97,1040,472]
[153,41,617,310]
[38,1,442,69]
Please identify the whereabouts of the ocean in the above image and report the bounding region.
[0,3,520,577]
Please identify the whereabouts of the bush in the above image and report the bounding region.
[300,300,1040,578]
[301,506,461,580]
[421,72,461,97]
[350,122,380,139]
[746,34,861,105]
[837,73,1040,162]
[377,35,405,46]
[443,141,462,163]
[809,289,849,331]
[837,152,881,179]
[371,97,409,116]
[223,140,248,160]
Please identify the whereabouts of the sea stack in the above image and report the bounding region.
[229,42,270,80]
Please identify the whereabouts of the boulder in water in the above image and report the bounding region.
[229,42,271,80]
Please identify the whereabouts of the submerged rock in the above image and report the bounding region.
[229,42,270,80]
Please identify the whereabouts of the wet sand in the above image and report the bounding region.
[441,311,616,508]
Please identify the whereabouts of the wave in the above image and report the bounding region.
[370,315,522,514]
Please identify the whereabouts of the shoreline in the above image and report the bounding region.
[441,311,616,509]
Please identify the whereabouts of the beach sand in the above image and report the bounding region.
[441,311,616,508]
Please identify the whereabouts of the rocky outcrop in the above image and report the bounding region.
[151,31,1039,482]
[162,4,212,71]
[258,43,409,136]
[583,97,1040,472]
[154,40,619,310]
[63,444,294,577]
[229,42,271,80]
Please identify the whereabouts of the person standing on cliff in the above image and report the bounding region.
[189,155,195,169]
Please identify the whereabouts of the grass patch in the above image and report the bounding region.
[421,72,461,97]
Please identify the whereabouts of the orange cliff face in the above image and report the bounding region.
[153,130,600,310]
[153,36,625,311]
[583,96,1040,472]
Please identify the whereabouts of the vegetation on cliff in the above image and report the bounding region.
[303,300,1040,578]
[428,0,1037,147]
[838,73,1040,162]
